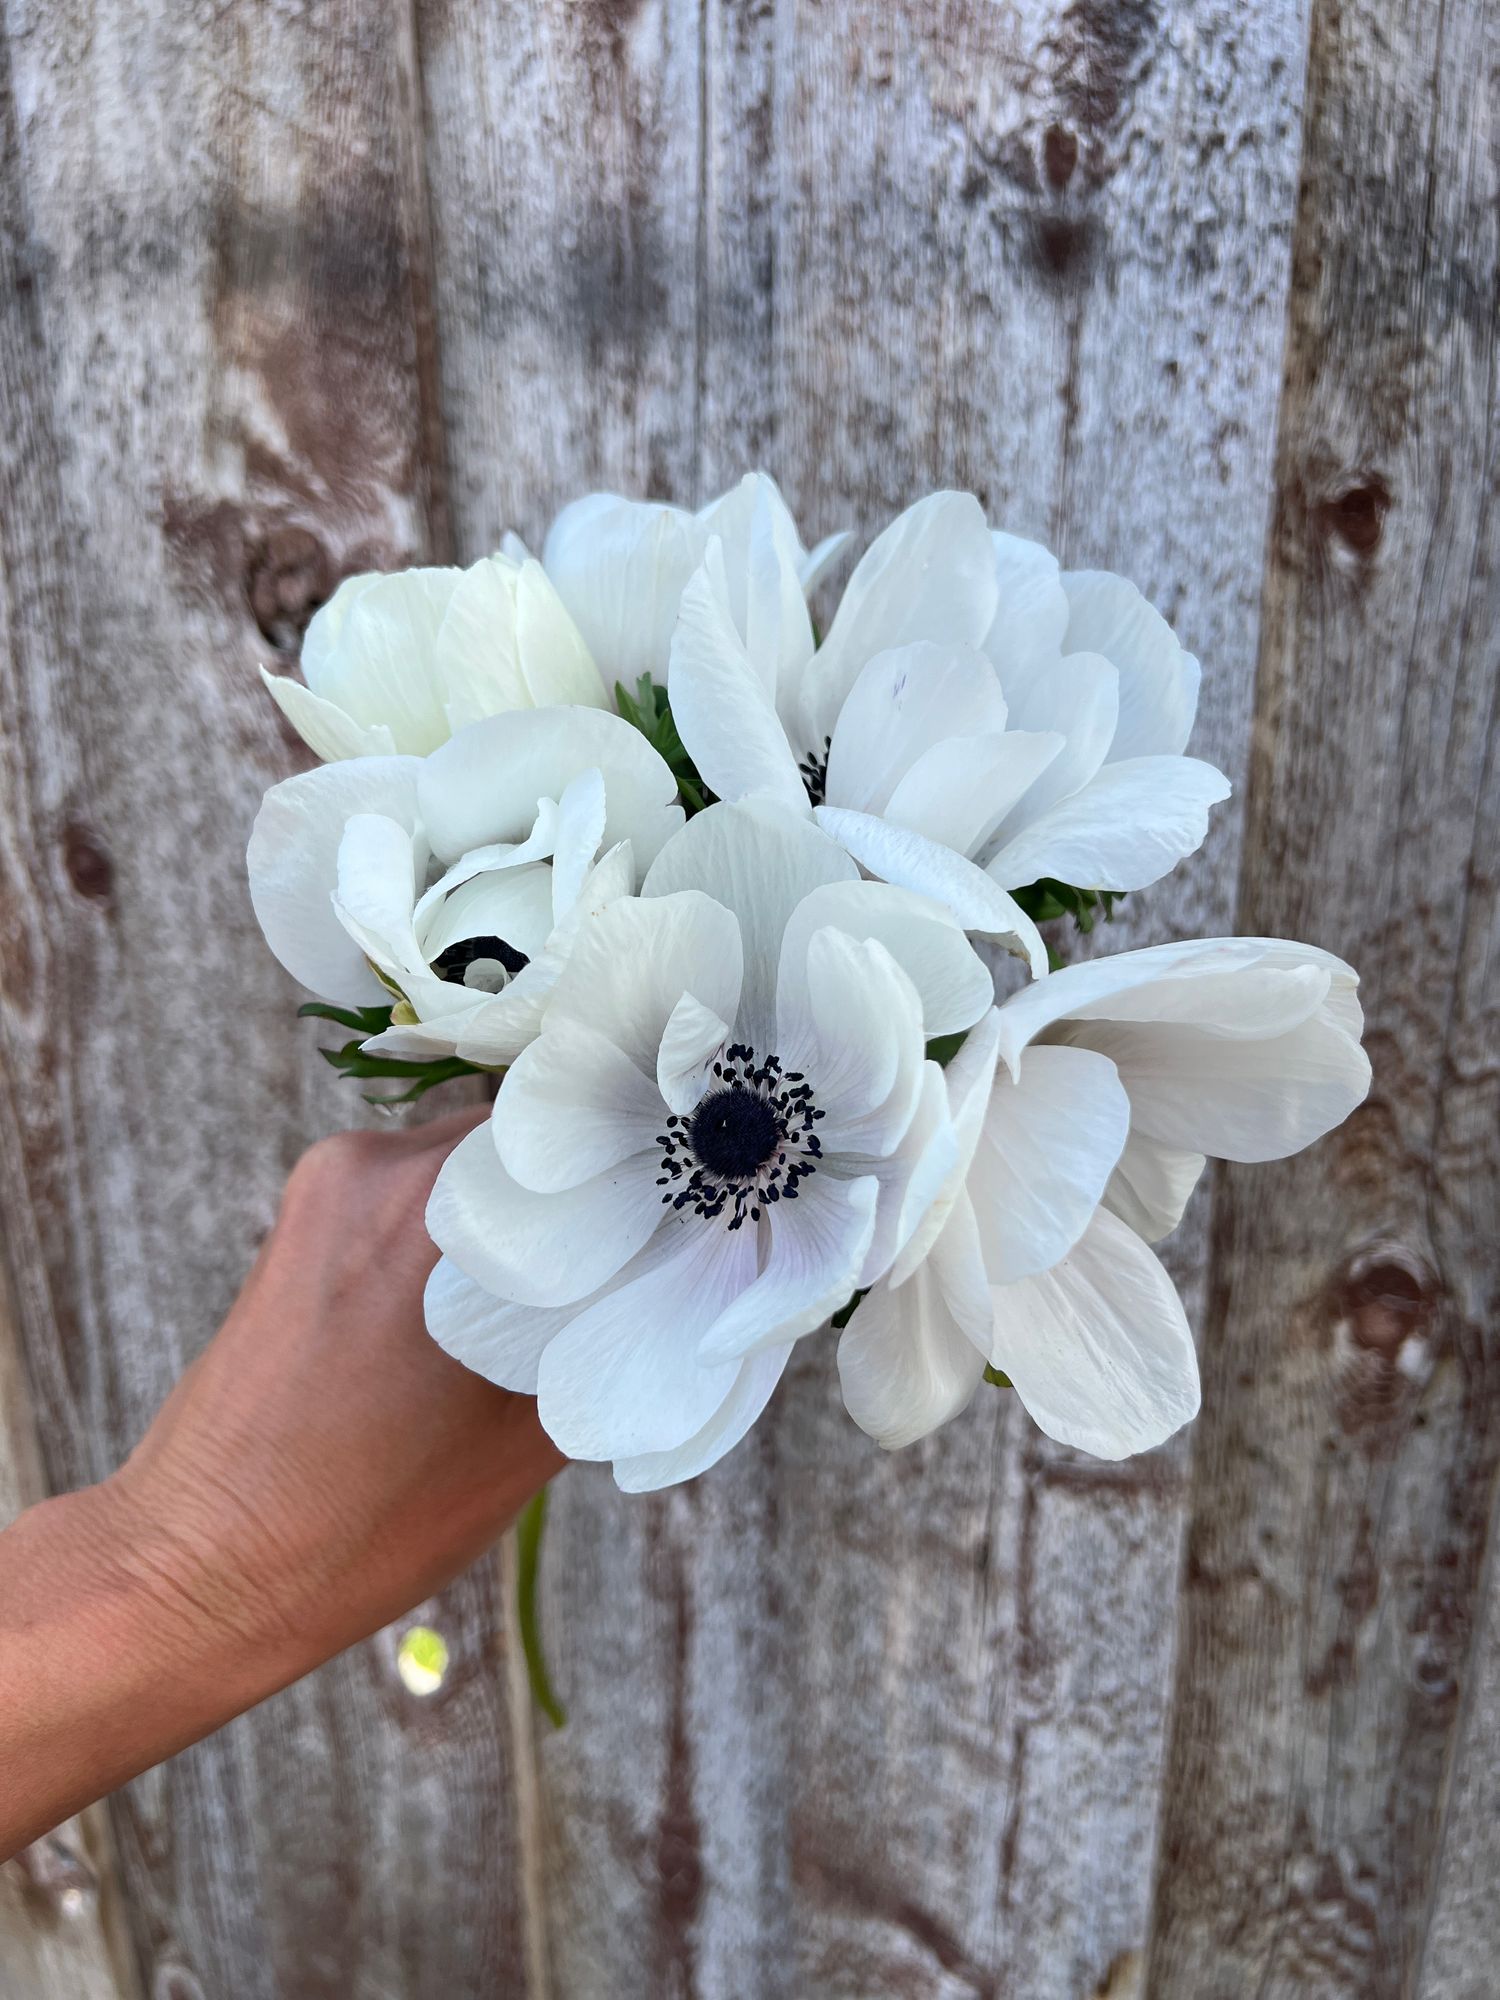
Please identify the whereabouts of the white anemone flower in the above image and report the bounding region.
[247,708,683,1065]
[261,553,609,762]
[538,471,849,689]
[424,800,995,1489]
[667,491,1231,970]
[837,937,1371,1459]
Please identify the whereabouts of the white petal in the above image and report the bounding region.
[823,642,1010,816]
[667,553,808,809]
[777,929,918,1133]
[1102,1132,1206,1243]
[1061,570,1201,758]
[984,655,1119,839]
[657,992,732,1115]
[983,531,1070,679]
[803,493,1000,740]
[542,493,706,684]
[260,667,397,761]
[644,799,855,1051]
[613,1343,791,1491]
[496,1019,665,1191]
[429,553,528,723]
[695,473,816,690]
[549,765,609,921]
[536,1217,754,1459]
[993,1205,1200,1460]
[799,529,853,593]
[838,1254,987,1449]
[985,755,1231,893]
[331,813,424,979]
[417,706,682,869]
[426,1123,662,1308]
[829,1058,958,1287]
[883,730,1064,859]
[424,1254,565,1394]
[968,1044,1131,1283]
[887,1010,1003,1287]
[813,806,1050,974]
[246,757,422,1002]
[308,568,461,753]
[543,889,743,1078]
[515,559,609,708]
[1063,1010,1371,1163]
[697,1170,878,1363]
[776,880,993,1038]
[417,863,556,967]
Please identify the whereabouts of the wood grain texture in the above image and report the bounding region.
[0,3,529,1995]
[1146,0,1500,1993]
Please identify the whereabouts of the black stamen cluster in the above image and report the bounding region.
[655,1043,826,1230]
[798,736,833,808]
[431,934,529,985]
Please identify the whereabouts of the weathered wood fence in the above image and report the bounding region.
[2,1,1497,1994]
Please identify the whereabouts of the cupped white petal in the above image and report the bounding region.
[697,1169,879,1363]
[1060,570,1201,759]
[777,880,993,1038]
[417,705,682,868]
[883,730,1064,859]
[777,929,919,1133]
[612,1343,793,1492]
[799,529,853,593]
[305,567,462,753]
[426,1123,662,1308]
[424,1254,568,1395]
[1102,1131,1207,1243]
[331,813,424,981]
[813,806,1049,974]
[838,1253,987,1449]
[644,800,856,1053]
[968,1043,1131,1284]
[260,667,398,761]
[983,654,1119,836]
[416,863,557,969]
[992,1204,1200,1460]
[667,553,809,809]
[547,766,609,921]
[802,493,1000,741]
[985,755,1231,894]
[983,531,1071,681]
[544,889,743,1079]
[695,473,816,691]
[496,1019,666,1192]
[247,756,422,1002]
[514,559,609,709]
[822,642,1010,817]
[657,992,733,1115]
[536,1216,754,1459]
[828,1057,958,1287]
[542,493,707,684]
[887,1010,1004,1287]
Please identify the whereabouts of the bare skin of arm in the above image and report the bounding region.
[0,1108,563,1862]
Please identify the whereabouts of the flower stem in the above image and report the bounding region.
[516,1487,566,1729]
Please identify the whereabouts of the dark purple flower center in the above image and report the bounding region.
[432,935,529,987]
[656,1044,825,1231]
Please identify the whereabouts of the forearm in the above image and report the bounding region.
[0,1479,303,1861]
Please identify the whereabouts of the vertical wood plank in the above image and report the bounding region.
[0,2,531,1993]
[1147,0,1500,1991]
[420,3,1311,1996]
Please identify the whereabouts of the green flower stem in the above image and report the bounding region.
[516,1487,566,1729]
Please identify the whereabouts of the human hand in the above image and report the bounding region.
[0,1107,562,1860]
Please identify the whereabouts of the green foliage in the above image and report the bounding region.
[1011,878,1124,935]
[298,1002,487,1106]
[614,673,714,814]
[831,1288,865,1330]
[925,1031,967,1067]
[983,1363,1013,1389]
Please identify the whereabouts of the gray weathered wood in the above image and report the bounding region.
[1146,0,1500,1992]
[0,2,532,1994]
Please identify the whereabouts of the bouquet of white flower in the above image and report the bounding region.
[249,475,1370,1495]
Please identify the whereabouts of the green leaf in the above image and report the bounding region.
[925,1031,967,1068]
[298,1001,396,1035]
[516,1487,566,1729]
[1011,879,1127,937]
[983,1363,1013,1389]
[614,672,715,817]
[830,1288,866,1330]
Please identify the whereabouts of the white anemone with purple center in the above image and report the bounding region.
[424,800,995,1489]
[246,707,683,1066]
[666,489,1231,973]
[837,937,1372,1459]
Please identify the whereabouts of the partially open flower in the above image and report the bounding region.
[837,937,1371,1459]
[424,801,994,1488]
[246,708,683,1065]
[667,491,1231,967]
[261,554,609,761]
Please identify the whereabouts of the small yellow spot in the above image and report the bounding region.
[396,1624,449,1696]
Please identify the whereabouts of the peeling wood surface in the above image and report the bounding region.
[1,1,1498,1997]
